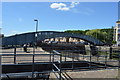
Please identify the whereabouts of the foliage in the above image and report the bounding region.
[85,29,108,43]
[65,30,86,34]
[64,28,114,45]
[112,40,117,44]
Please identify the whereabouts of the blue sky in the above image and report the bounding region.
[2,2,118,36]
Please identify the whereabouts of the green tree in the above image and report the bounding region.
[112,40,117,44]
[65,30,85,34]
[64,27,114,45]
[100,28,114,44]
[85,29,107,43]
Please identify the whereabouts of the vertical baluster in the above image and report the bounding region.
[14,47,16,64]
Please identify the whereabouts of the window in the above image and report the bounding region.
[118,35,120,41]
[118,24,120,28]
[118,29,120,33]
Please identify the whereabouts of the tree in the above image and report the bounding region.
[85,29,107,43]
[65,30,85,34]
[112,40,117,44]
[64,27,114,45]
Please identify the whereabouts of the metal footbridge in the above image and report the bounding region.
[2,31,104,46]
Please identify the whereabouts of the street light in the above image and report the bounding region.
[34,19,38,46]
[32,19,38,79]
[34,19,38,34]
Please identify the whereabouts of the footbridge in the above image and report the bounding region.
[2,31,104,46]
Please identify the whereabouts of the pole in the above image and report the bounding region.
[32,19,38,79]
[59,53,62,80]
[14,47,16,64]
[34,19,38,48]
[32,46,35,79]
[109,46,112,59]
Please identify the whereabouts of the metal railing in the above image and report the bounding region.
[1,46,120,79]
[52,50,62,80]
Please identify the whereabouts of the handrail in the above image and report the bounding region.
[53,50,61,55]
[1,54,55,56]
[53,63,60,71]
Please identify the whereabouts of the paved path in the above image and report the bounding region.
[50,69,119,79]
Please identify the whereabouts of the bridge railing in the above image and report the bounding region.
[1,47,54,64]
[52,50,62,80]
[1,46,120,67]
[52,48,120,70]
[1,46,120,79]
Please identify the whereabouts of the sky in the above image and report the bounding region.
[2,2,118,36]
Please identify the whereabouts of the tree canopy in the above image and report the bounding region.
[64,28,114,45]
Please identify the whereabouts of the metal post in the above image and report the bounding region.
[52,51,54,72]
[105,51,107,69]
[72,53,74,69]
[52,51,54,62]
[14,47,16,64]
[32,46,35,79]
[89,50,92,69]
[65,53,66,62]
[32,19,38,79]
[59,53,62,80]
[34,19,38,49]
[50,51,51,62]
[109,46,112,59]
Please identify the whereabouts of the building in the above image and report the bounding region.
[114,21,120,46]
[113,2,120,46]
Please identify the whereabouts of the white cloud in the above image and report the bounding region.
[57,7,69,11]
[50,2,80,11]
[50,3,66,9]
[70,2,80,8]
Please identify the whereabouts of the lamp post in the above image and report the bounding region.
[32,19,38,79]
[34,19,38,34]
[34,19,38,47]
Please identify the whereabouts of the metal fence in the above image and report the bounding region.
[1,46,120,80]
